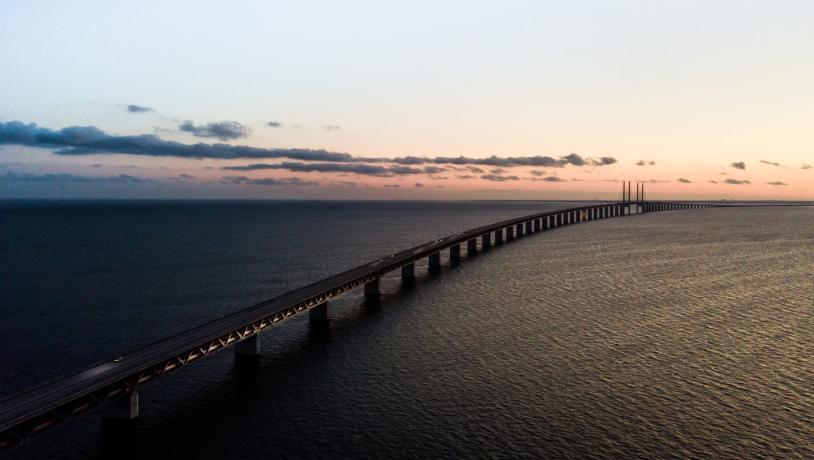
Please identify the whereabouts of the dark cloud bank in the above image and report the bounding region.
[220,175,317,186]
[1,172,153,184]
[0,121,617,169]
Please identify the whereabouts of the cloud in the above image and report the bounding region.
[179,120,252,140]
[724,178,751,185]
[383,184,400,188]
[414,182,424,188]
[222,162,447,177]
[394,152,616,168]
[266,121,283,128]
[220,175,317,186]
[480,174,520,182]
[766,181,788,186]
[539,176,566,182]
[709,180,718,184]
[591,156,617,166]
[637,160,656,166]
[126,104,154,113]
[489,168,506,174]
[423,166,448,174]
[676,178,692,183]
[455,175,476,179]
[730,161,746,170]
[0,121,617,168]
[0,121,365,162]
[530,170,546,176]
[325,125,341,131]
[1,171,153,183]
[802,164,812,170]
[759,160,781,167]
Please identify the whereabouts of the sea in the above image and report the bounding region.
[0,200,812,459]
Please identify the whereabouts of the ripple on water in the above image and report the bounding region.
[4,206,814,459]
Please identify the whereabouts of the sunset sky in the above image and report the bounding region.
[2,0,813,200]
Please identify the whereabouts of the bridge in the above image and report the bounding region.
[0,200,715,449]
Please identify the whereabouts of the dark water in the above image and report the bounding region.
[1,201,812,458]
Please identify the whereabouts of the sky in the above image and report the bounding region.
[1,0,813,200]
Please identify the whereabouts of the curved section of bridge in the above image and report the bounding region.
[0,201,714,449]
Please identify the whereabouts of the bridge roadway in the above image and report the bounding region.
[0,201,713,449]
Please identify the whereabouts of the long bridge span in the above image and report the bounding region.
[0,201,715,449]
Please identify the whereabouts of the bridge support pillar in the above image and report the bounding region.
[310,302,329,322]
[495,229,504,244]
[525,221,532,234]
[235,334,261,357]
[516,223,524,237]
[364,278,380,299]
[429,252,442,268]
[482,233,491,248]
[102,391,139,421]
[450,244,462,261]
[401,263,415,280]
[506,226,514,240]
[467,239,477,255]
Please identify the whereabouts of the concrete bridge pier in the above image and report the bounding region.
[401,263,415,280]
[429,252,442,269]
[481,233,491,248]
[494,229,504,244]
[235,334,261,357]
[364,278,380,300]
[525,221,532,234]
[557,213,564,226]
[515,223,524,237]
[467,239,477,255]
[310,302,329,322]
[450,244,462,262]
[506,226,515,240]
[102,392,139,421]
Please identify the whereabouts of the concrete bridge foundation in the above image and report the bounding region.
[467,239,477,255]
[429,252,442,268]
[482,233,491,248]
[102,392,139,421]
[235,334,261,357]
[364,279,380,299]
[401,263,415,280]
[310,302,329,322]
[450,244,461,262]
